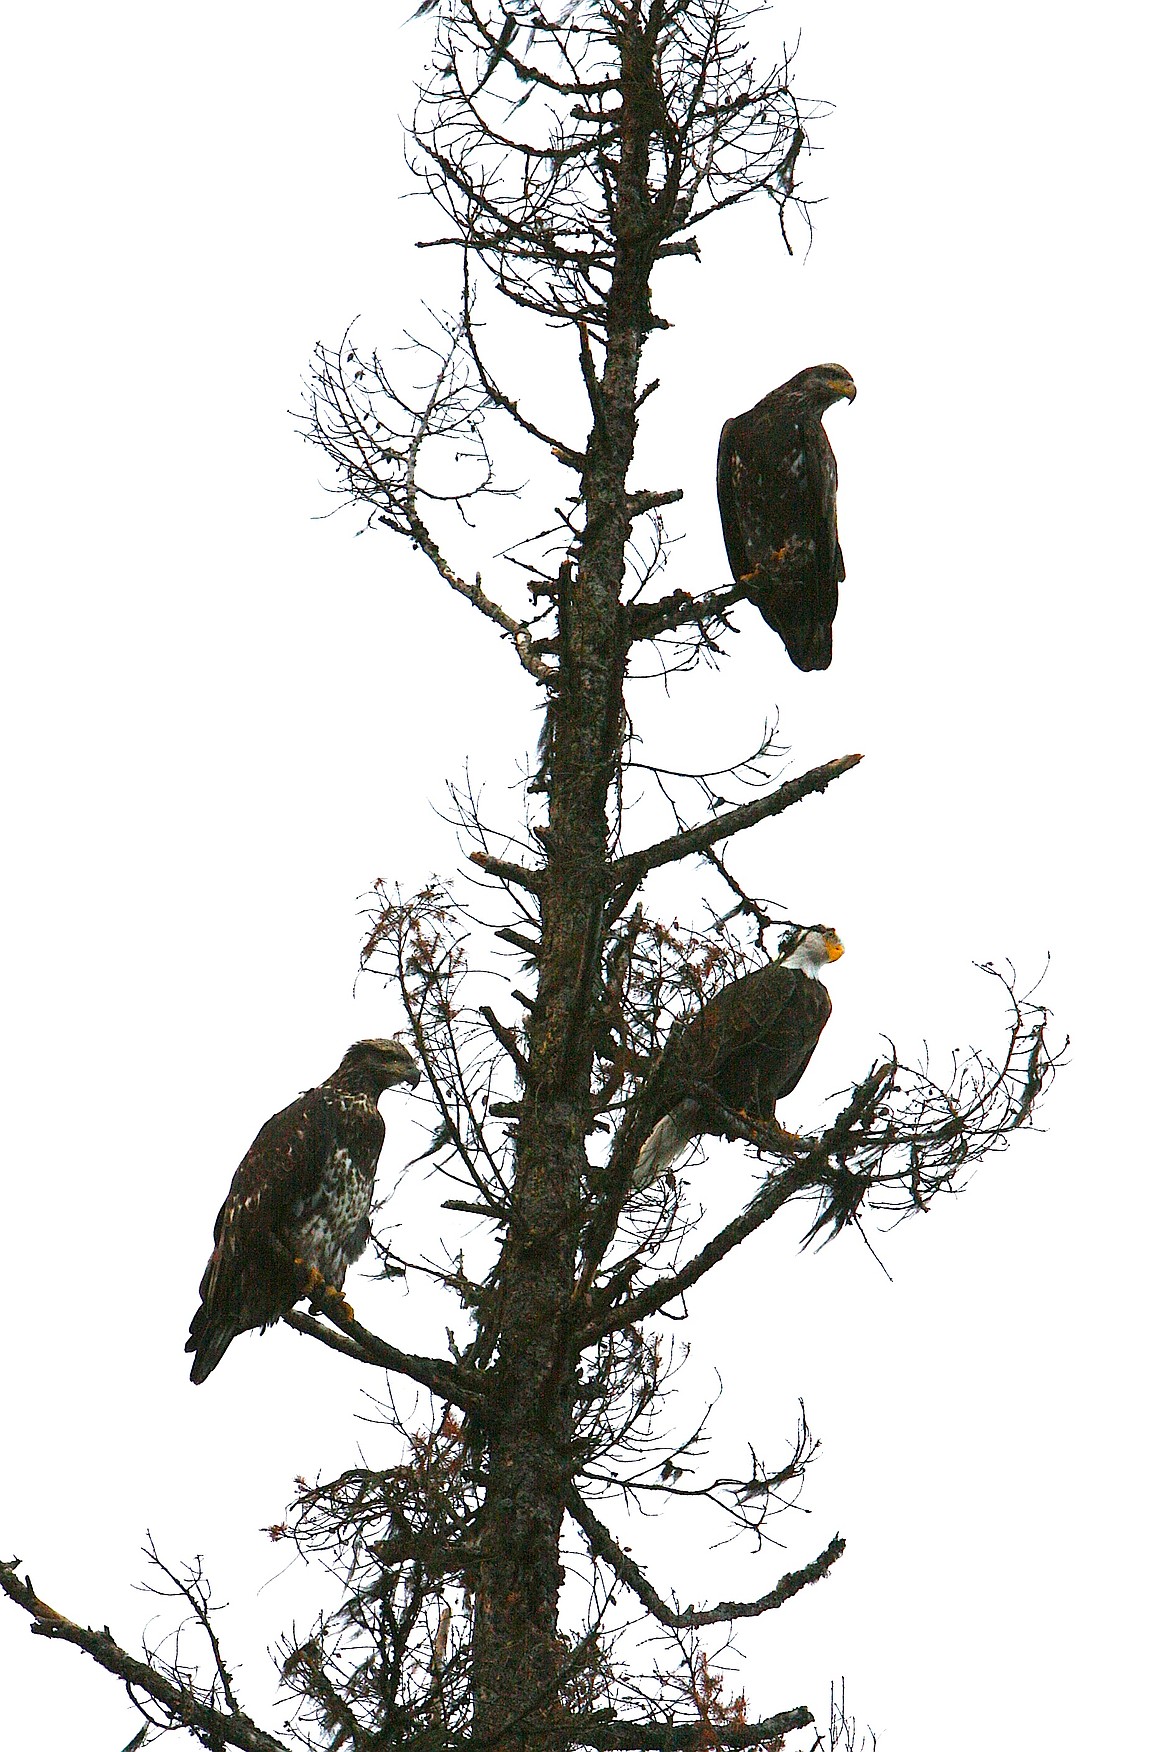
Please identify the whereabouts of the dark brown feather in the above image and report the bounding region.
[186,1040,417,1383]
[632,958,834,1187]
[675,959,832,1125]
[186,1092,380,1383]
[717,364,853,671]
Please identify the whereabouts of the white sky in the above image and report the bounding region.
[1,2,1165,1748]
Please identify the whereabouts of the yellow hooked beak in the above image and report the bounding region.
[824,929,845,961]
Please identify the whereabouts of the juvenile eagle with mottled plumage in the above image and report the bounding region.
[186,1039,420,1383]
[633,927,843,1188]
[717,364,856,671]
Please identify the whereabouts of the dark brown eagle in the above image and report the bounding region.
[633,926,843,1188]
[186,1038,420,1383]
[717,364,856,671]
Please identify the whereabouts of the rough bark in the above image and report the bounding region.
[469,12,673,1742]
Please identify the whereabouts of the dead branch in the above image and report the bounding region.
[469,848,543,890]
[554,1703,815,1749]
[481,1003,530,1078]
[607,755,863,907]
[567,1484,845,1628]
[582,1156,822,1343]
[301,327,555,685]
[627,580,751,641]
[0,1559,288,1752]
[283,1307,482,1412]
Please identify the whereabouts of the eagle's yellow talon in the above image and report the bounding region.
[186,1038,418,1383]
[321,1284,354,1321]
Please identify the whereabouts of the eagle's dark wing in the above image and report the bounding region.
[633,963,832,1186]
[716,397,844,672]
[716,417,751,586]
[186,1088,349,1384]
[686,962,832,1119]
[808,410,846,588]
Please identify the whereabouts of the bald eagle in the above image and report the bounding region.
[186,1039,420,1383]
[633,927,843,1189]
[717,364,856,671]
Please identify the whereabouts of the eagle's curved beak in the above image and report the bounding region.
[825,933,845,961]
[837,379,857,404]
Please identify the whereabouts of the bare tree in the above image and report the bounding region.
[2,2,1059,1748]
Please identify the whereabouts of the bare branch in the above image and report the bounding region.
[607,755,863,903]
[300,326,555,684]
[469,847,544,891]
[0,1559,289,1752]
[583,1155,822,1343]
[626,486,685,518]
[628,579,753,641]
[415,555,556,685]
[481,1003,530,1078]
[459,249,585,464]
[559,1703,815,1749]
[283,1308,482,1412]
[567,1484,845,1628]
[496,924,542,957]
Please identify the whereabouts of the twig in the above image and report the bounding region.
[480,1004,530,1078]
[0,1560,288,1752]
[283,1309,481,1411]
[470,849,543,891]
[567,1484,844,1627]
[607,755,862,906]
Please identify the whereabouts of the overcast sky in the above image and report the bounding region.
[2,2,1165,1748]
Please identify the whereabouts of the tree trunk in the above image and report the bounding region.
[469,12,663,1745]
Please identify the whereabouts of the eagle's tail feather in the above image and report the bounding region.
[633,1102,699,1190]
[186,1319,236,1385]
[783,620,832,671]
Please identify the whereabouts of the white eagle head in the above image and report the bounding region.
[779,925,844,977]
